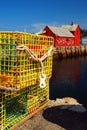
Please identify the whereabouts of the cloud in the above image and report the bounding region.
[29,23,47,33]
[29,22,61,33]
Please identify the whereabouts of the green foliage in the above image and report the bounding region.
[81,28,87,37]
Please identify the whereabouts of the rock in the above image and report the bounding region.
[49,97,87,113]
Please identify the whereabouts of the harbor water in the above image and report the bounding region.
[50,56,87,108]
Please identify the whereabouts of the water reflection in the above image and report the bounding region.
[50,56,87,108]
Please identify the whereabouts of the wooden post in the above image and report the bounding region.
[66,46,72,58]
[75,46,78,56]
[61,47,66,58]
[81,45,85,55]
[85,44,87,54]
[78,46,81,56]
[71,46,75,57]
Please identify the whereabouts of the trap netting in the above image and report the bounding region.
[0,32,53,130]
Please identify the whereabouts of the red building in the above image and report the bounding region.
[41,23,80,47]
[62,22,80,46]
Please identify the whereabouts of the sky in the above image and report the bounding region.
[0,0,87,33]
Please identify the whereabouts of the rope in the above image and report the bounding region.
[0,44,53,91]
[0,86,20,91]
[17,44,53,88]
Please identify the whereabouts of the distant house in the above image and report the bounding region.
[41,23,80,47]
[81,36,87,44]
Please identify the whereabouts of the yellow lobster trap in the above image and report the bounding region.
[0,31,53,130]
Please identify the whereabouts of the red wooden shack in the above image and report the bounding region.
[41,23,80,47]
[62,22,80,46]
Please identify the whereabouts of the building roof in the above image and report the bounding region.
[47,26,74,37]
[62,24,78,31]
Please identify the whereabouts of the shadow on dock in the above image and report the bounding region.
[43,104,87,130]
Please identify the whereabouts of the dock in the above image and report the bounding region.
[53,44,87,59]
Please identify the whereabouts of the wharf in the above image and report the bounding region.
[15,97,87,130]
[53,44,87,59]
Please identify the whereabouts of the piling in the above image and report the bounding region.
[53,44,87,59]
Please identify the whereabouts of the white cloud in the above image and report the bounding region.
[30,23,47,33]
[29,22,61,33]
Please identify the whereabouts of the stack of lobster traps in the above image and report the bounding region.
[0,31,53,130]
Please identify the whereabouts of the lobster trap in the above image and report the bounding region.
[0,31,53,130]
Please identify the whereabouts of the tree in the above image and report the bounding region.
[80,29,87,37]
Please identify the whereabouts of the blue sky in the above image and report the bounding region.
[0,0,87,33]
